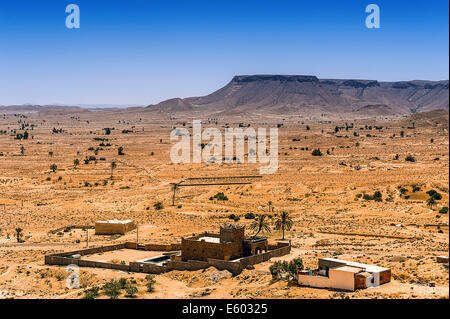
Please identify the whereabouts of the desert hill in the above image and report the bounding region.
[145,75,449,118]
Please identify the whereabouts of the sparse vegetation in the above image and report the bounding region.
[210,192,228,201]
[153,202,163,210]
[103,280,121,299]
[275,211,293,240]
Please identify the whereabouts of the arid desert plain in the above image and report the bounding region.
[0,107,448,299]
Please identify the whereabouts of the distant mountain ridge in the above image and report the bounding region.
[146,75,449,118]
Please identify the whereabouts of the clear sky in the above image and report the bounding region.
[0,0,448,106]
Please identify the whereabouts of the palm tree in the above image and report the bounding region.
[275,211,294,240]
[249,215,271,237]
[427,197,436,210]
[171,183,179,206]
[15,228,23,243]
[110,161,117,179]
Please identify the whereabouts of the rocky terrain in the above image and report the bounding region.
[0,105,448,299]
[145,75,449,119]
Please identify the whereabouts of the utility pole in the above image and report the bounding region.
[85,229,89,248]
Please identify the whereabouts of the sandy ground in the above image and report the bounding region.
[0,108,448,299]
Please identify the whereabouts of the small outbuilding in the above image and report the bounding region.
[298,258,391,291]
[95,219,136,235]
[437,256,449,263]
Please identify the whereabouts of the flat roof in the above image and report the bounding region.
[96,219,133,224]
[333,266,364,273]
[197,236,221,243]
[320,257,390,273]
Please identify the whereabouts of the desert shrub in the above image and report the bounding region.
[399,188,408,195]
[269,261,288,280]
[270,258,303,281]
[210,192,228,201]
[287,257,304,280]
[244,212,255,219]
[153,202,163,210]
[412,185,421,192]
[83,287,99,299]
[405,155,415,162]
[103,280,121,299]
[438,207,448,214]
[228,214,236,220]
[373,191,382,201]
[311,148,322,156]
[124,284,138,298]
[145,275,156,292]
[427,190,442,200]
[363,191,382,201]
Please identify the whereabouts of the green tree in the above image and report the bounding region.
[171,183,179,206]
[249,215,271,237]
[287,257,304,281]
[73,158,80,168]
[275,211,294,240]
[15,228,23,243]
[110,161,117,179]
[427,197,436,210]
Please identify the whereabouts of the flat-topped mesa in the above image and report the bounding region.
[231,74,319,83]
[341,79,380,88]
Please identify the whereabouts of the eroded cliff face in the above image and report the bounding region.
[145,75,449,118]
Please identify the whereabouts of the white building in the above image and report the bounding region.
[298,258,391,291]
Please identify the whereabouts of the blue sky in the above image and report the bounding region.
[0,0,448,106]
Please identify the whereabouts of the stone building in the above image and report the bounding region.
[181,225,269,261]
[94,219,136,235]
